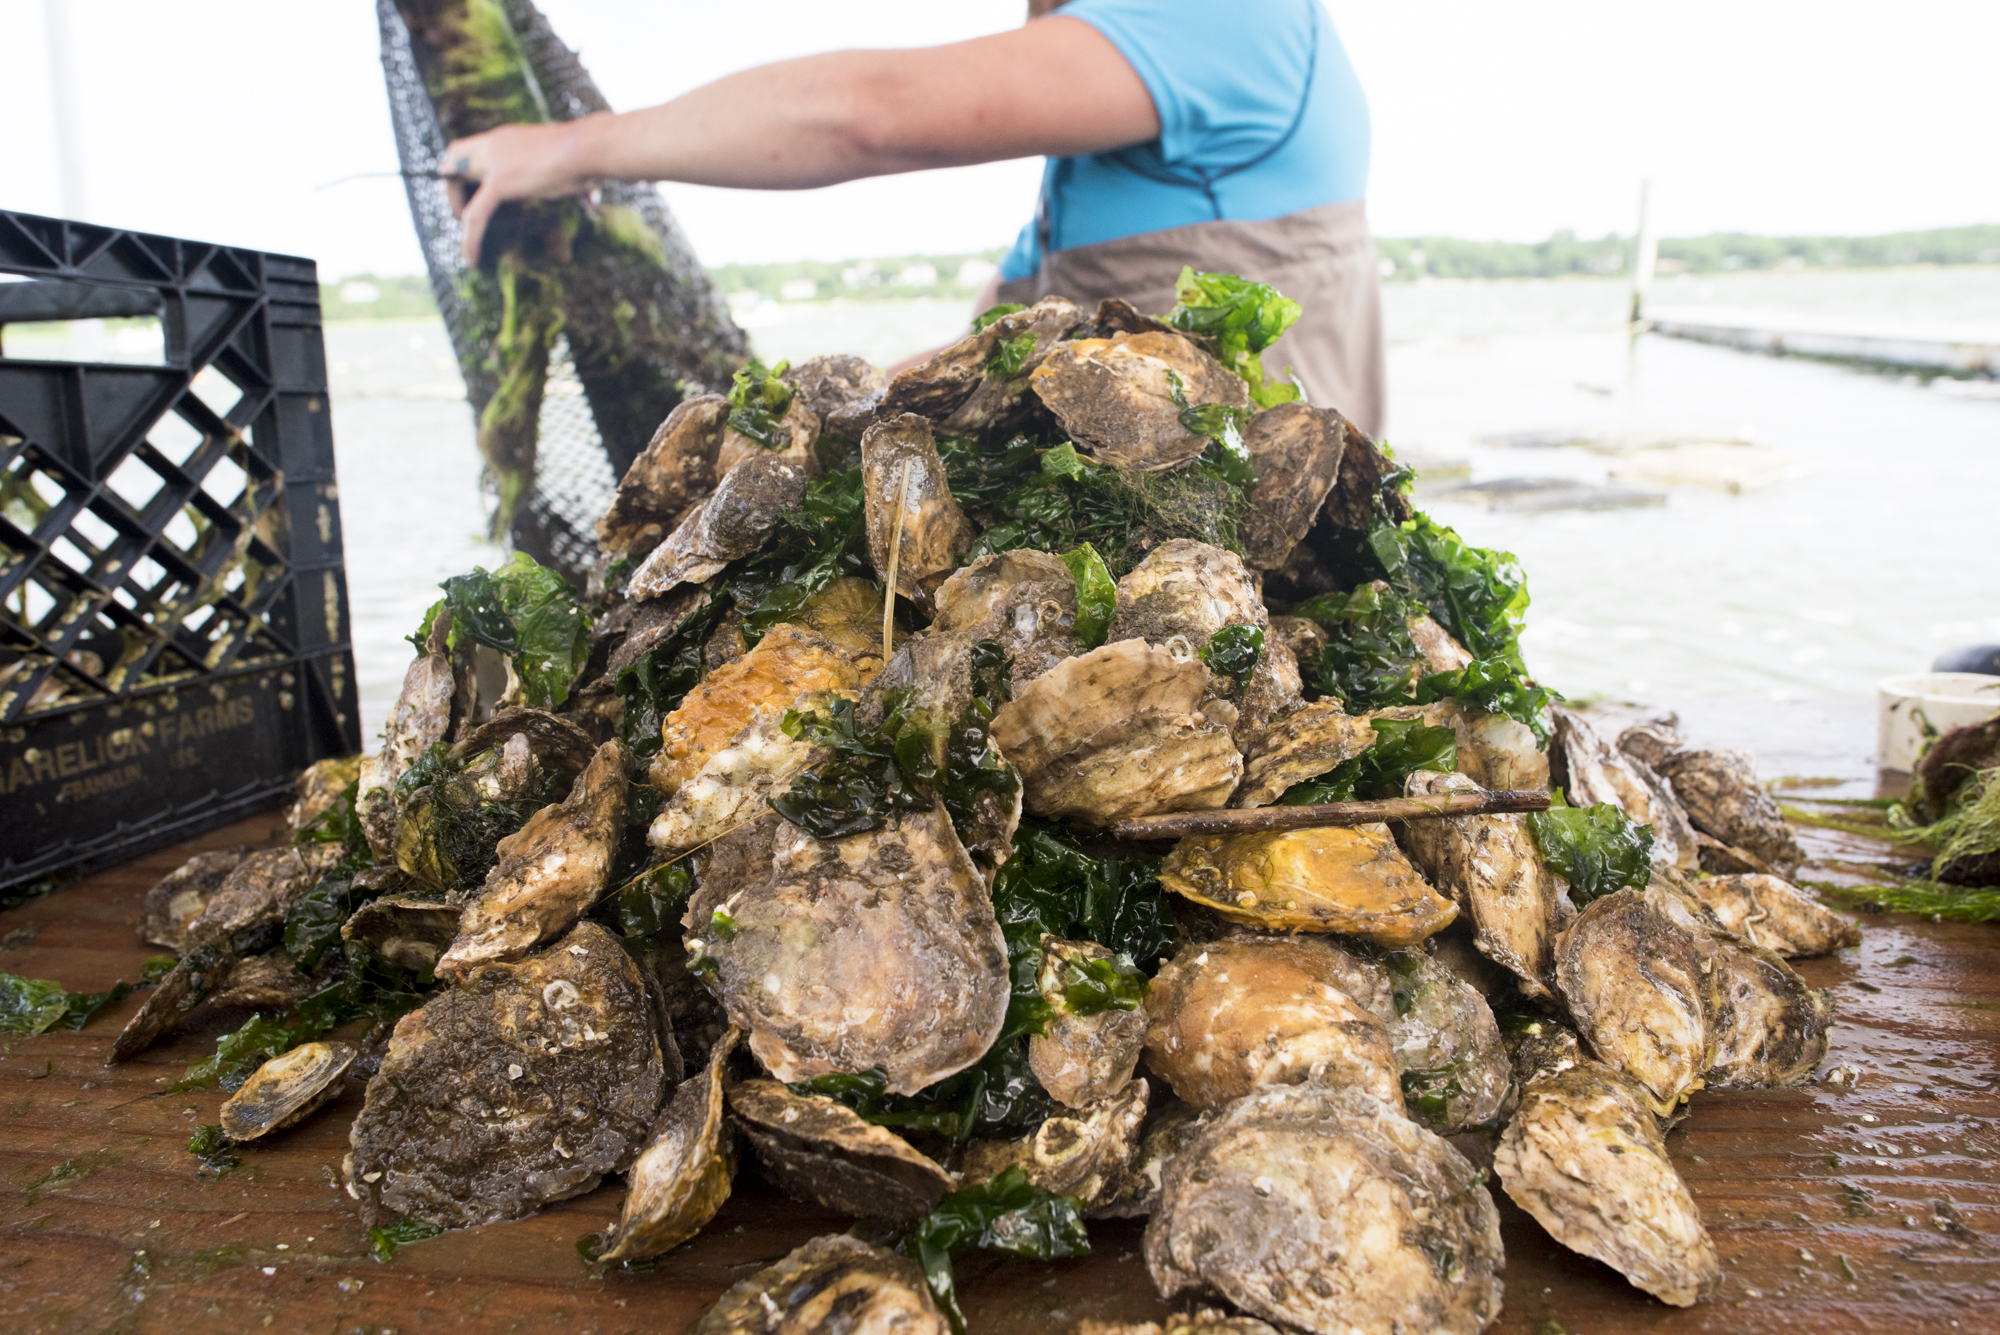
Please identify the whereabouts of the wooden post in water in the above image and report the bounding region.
[1629,178,1658,327]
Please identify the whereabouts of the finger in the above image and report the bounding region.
[460,182,500,266]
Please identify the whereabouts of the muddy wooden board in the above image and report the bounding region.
[3,808,1997,1335]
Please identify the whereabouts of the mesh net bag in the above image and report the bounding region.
[375,0,746,584]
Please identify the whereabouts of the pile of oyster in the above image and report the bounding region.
[122,291,1858,1335]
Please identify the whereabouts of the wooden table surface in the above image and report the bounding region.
[3,807,1997,1335]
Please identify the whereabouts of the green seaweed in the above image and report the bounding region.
[725,358,794,447]
[368,1217,444,1263]
[608,862,694,939]
[1163,268,1302,408]
[898,1165,1091,1333]
[1058,542,1116,650]
[187,1124,241,1174]
[1199,624,1264,694]
[1526,790,1653,903]
[970,303,1026,333]
[1805,875,2000,924]
[412,551,591,709]
[0,959,169,1036]
[1277,716,1458,804]
[771,640,1018,848]
[985,332,1036,379]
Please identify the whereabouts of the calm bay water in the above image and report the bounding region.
[329,268,2000,766]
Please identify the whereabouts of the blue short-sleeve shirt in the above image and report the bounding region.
[999,0,1370,281]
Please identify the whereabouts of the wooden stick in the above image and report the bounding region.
[1109,790,1552,841]
[881,457,912,665]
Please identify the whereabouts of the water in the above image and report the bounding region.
[325,269,2000,751]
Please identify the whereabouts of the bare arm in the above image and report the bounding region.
[447,16,1158,261]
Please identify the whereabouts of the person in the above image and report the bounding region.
[444,0,1383,435]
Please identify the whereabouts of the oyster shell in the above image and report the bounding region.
[1699,931,1832,1091]
[1318,424,1411,530]
[988,638,1240,827]
[881,299,1078,422]
[1142,936,1403,1112]
[792,575,897,679]
[340,893,463,974]
[346,921,664,1228]
[930,549,1078,687]
[1552,706,1699,872]
[1028,936,1149,1108]
[1558,880,1831,1109]
[1266,614,1327,679]
[650,622,859,797]
[596,394,727,557]
[726,1078,953,1226]
[450,707,598,791]
[854,632,1021,875]
[692,1234,947,1335]
[1232,700,1378,807]
[784,354,887,442]
[1682,871,1860,957]
[1399,769,1575,999]
[1105,539,1263,650]
[290,755,361,832]
[218,1040,356,1142]
[116,838,349,1060]
[1239,401,1348,570]
[648,699,837,854]
[1377,949,1512,1132]
[715,395,819,480]
[685,809,1009,1095]
[137,846,251,951]
[1462,708,1550,791]
[602,1032,737,1262]
[1030,331,1249,472]
[211,952,313,1011]
[1495,1062,1721,1307]
[357,607,462,861]
[1145,1083,1505,1335]
[959,1077,1149,1210]
[861,413,977,598]
[1080,1313,1283,1335]
[628,453,811,600]
[939,296,1086,434]
[1502,1011,1585,1089]
[1091,1097,1206,1220]
[437,739,630,977]
[1554,884,1712,1113]
[1656,747,1805,875]
[1157,826,1457,945]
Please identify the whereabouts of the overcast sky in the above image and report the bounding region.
[2,1,1996,279]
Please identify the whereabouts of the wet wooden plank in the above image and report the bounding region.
[3,809,1997,1334]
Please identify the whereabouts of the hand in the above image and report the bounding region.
[441,120,600,264]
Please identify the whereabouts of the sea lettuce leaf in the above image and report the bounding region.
[1164,267,1303,408]
[407,552,591,710]
[725,357,794,447]
[1058,542,1116,650]
[1526,790,1654,902]
[898,1165,1091,1332]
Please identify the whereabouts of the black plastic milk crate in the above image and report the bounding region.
[0,209,361,895]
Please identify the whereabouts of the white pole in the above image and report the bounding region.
[45,0,88,221]
[1628,178,1657,326]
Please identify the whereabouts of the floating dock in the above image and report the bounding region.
[1647,306,2000,377]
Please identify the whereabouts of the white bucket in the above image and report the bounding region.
[1877,672,2000,770]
